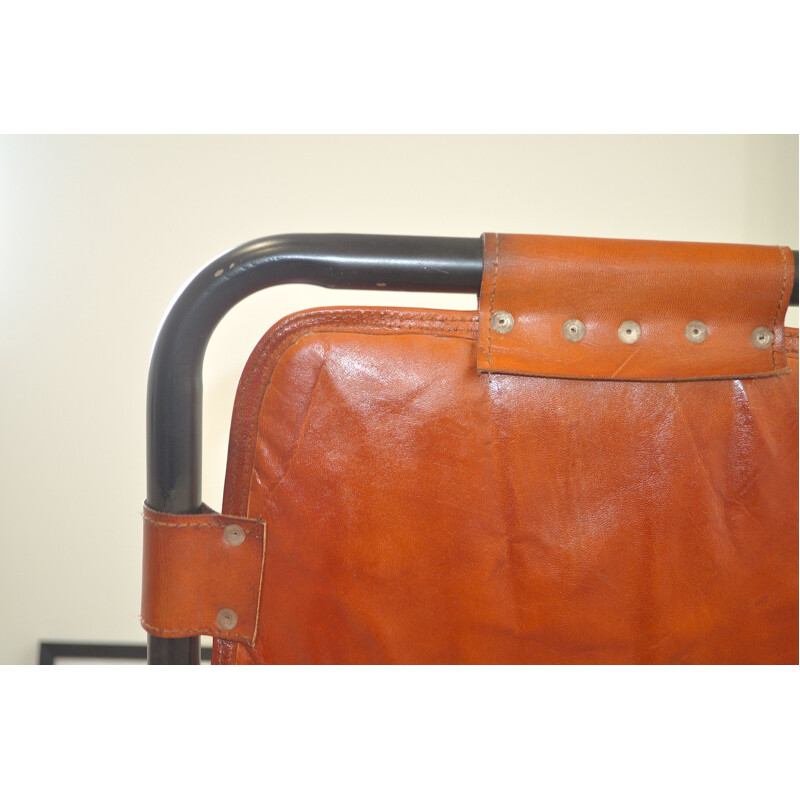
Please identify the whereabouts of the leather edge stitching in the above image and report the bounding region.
[141,514,265,646]
[772,246,788,371]
[486,232,500,367]
[231,311,477,514]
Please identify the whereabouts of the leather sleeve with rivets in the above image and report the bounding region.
[477,233,794,380]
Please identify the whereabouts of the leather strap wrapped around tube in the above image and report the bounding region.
[141,505,266,646]
[477,234,795,381]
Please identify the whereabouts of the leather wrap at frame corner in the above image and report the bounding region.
[477,233,795,380]
[141,505,266,646]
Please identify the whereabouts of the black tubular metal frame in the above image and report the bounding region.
[145,234,799,664]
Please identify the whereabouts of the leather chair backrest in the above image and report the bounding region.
[142,235,798,663]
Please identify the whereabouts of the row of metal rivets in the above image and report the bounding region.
[216,524,247,631]
[490,311,775,349]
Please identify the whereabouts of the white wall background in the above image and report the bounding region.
[0,135,796,664]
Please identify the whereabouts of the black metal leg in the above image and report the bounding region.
[147,633,200,665]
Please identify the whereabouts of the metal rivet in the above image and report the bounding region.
[685,321,708,343]
[562,319,586,342]
[223,524,245,546]
[216,608,238,631]
[751,326,774,349]
[618,321,641,344]
[490,310,514,334]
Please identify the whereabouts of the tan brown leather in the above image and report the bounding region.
[477,234,794,380]
[210,299,798,664]
[141,505,266,645]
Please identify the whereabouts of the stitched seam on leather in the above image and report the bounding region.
[143,516,265,646]
[141,622,212,635]
[785,327,798,356]
[227,310,477,513]
[141,624,255,646]
[144,519,262,532]
[143,506,260,526]
[486,233,500,367]
[228,308,477,510]
[141,621,255,646]
[771,247,788,370]
[230,317,477,509]
[786,328,798,357]
[238,324,478,513]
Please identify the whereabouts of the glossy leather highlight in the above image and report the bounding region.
[210,304,798,664]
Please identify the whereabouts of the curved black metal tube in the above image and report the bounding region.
[147,234,483,513]
[145,234,482,663]
[145,234,798,664]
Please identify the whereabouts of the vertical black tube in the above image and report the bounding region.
[147,633,201,665]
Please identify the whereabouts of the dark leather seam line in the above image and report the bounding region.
[475,367,792,383]
[772,247,788,371]
[143,519,263,533]
[141,621,256,646]
[486,232,500,367]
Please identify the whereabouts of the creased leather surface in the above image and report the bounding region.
[212,307,798,664]
[477,234,794,380]
[141,505,266,645]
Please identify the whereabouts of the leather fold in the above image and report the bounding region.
[141,504,266,646]
[477,233,795,381]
